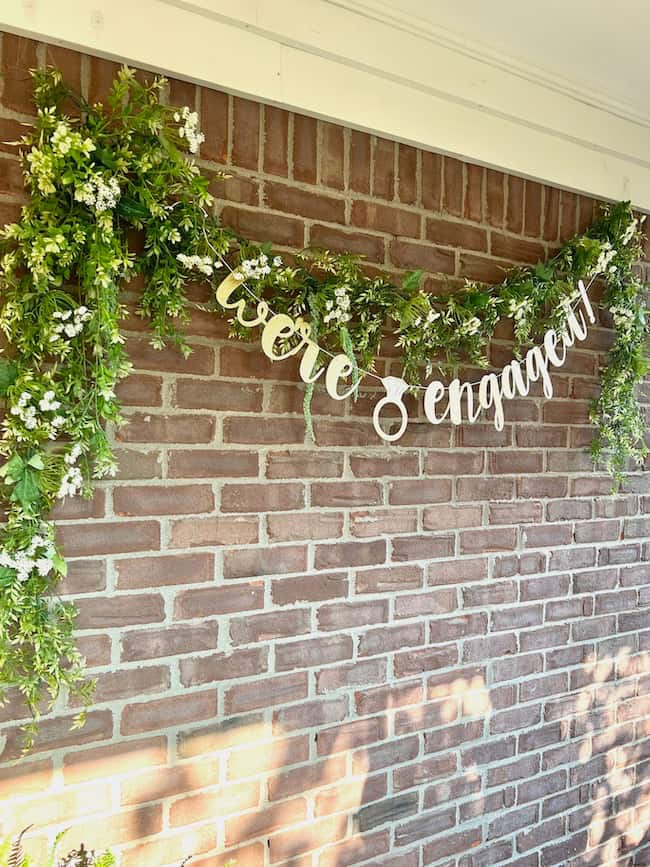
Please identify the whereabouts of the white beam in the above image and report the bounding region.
[2,0,650,209]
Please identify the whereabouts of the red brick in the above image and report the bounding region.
[224,415,306,444]
[351,509,419,538]
[170,515,259,548]
[75,594,165,629]
[264,105,289,176]
[293,114,318,183]
[350,130,371,193]
[544,185,560,240]
[220,206,304,247]
[223,544,307,578]
[58,560,106,596]
[315,539,386,570]
[318,599,388,631]
[58,520,160,557]
[230,608,310,645]
[351,200,420,237]
[355,564,423,593]
[389,479,451,505]
[200,88,229,163]
[506,175,525,233]
[309,224,384,261]
[426,217,487,251]
[117,412,215,443]
[265,180,345,223]
[390,239,455,273]
[221,481,303,512]
[174,582,264,619]
[443,157,464,216]
[392,533,455,562]
[491,232,545,264]
[114,484,213,516]
[398,144,418,204]
[2,710,113,761]
[320,121,345,189]
[121,690,216,736]
[180,647,267,687]
[231,97,260,169]
[373,137,396,199]
[121,622,218,662]
[126,336,213,374]
[274,696,348,733]
[317,659,386,693]
[168,449,258,478]
[421,151,442,211]
[116,373,163,406]
[225,672,308,714]
[312,480,382,507]
[276,634,353,671]
[267,512,343,542]
[172,781,261,828]
[272,571,348,605]
[174,378,263,412]
[1,35,38,113]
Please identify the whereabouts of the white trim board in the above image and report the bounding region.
[2,0,650,210]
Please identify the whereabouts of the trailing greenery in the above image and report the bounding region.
[0,827,114,867]
[0,66,648,745]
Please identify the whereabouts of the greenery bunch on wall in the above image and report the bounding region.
[0,66,647,745]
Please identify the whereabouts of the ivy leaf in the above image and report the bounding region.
[0,360,18,396]
[27,453,45,470]
[534,263,553,281]
[402,270,423,293]
[52,552,68,578]
[0,453,24,483]
[11,468,41,508]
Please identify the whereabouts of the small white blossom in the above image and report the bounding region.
[324,284,352,325]
[176,105,205,154]
[176,253,214,276]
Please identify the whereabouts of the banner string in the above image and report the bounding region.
[197,226,599,393]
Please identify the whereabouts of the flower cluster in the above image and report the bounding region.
[233,254,282,282]
[176,252,215,276]
[0,531,57,582]
[51,305,92,341]
[174,106,205,154]
[592,240,617,276]
[324,285,352,325]
[7,388,65,440]
[57,444,84,499]
[50,121,95,158]
[74,174,121,212]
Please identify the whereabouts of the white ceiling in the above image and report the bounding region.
[346,0,650,125]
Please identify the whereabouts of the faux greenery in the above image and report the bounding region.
[0,66,647,746]
[0,828,114,867]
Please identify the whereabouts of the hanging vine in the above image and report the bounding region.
[0,66,647,746]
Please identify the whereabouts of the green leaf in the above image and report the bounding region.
[27,453,44,470]
[11,468,40,508]
[52,552,68,578]
[402,270,423,293]
[0,453,24,482]
[0,360,18,396]
[116,196,150,221]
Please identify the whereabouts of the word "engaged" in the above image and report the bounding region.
[215,273,596,443]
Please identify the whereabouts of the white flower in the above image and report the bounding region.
[176,253,214,276]
[324,284,353,324]
[176,105,205,154]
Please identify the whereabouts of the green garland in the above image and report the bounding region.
[0,66,648,746]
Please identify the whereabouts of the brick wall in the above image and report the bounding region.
[1,32,650,867]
